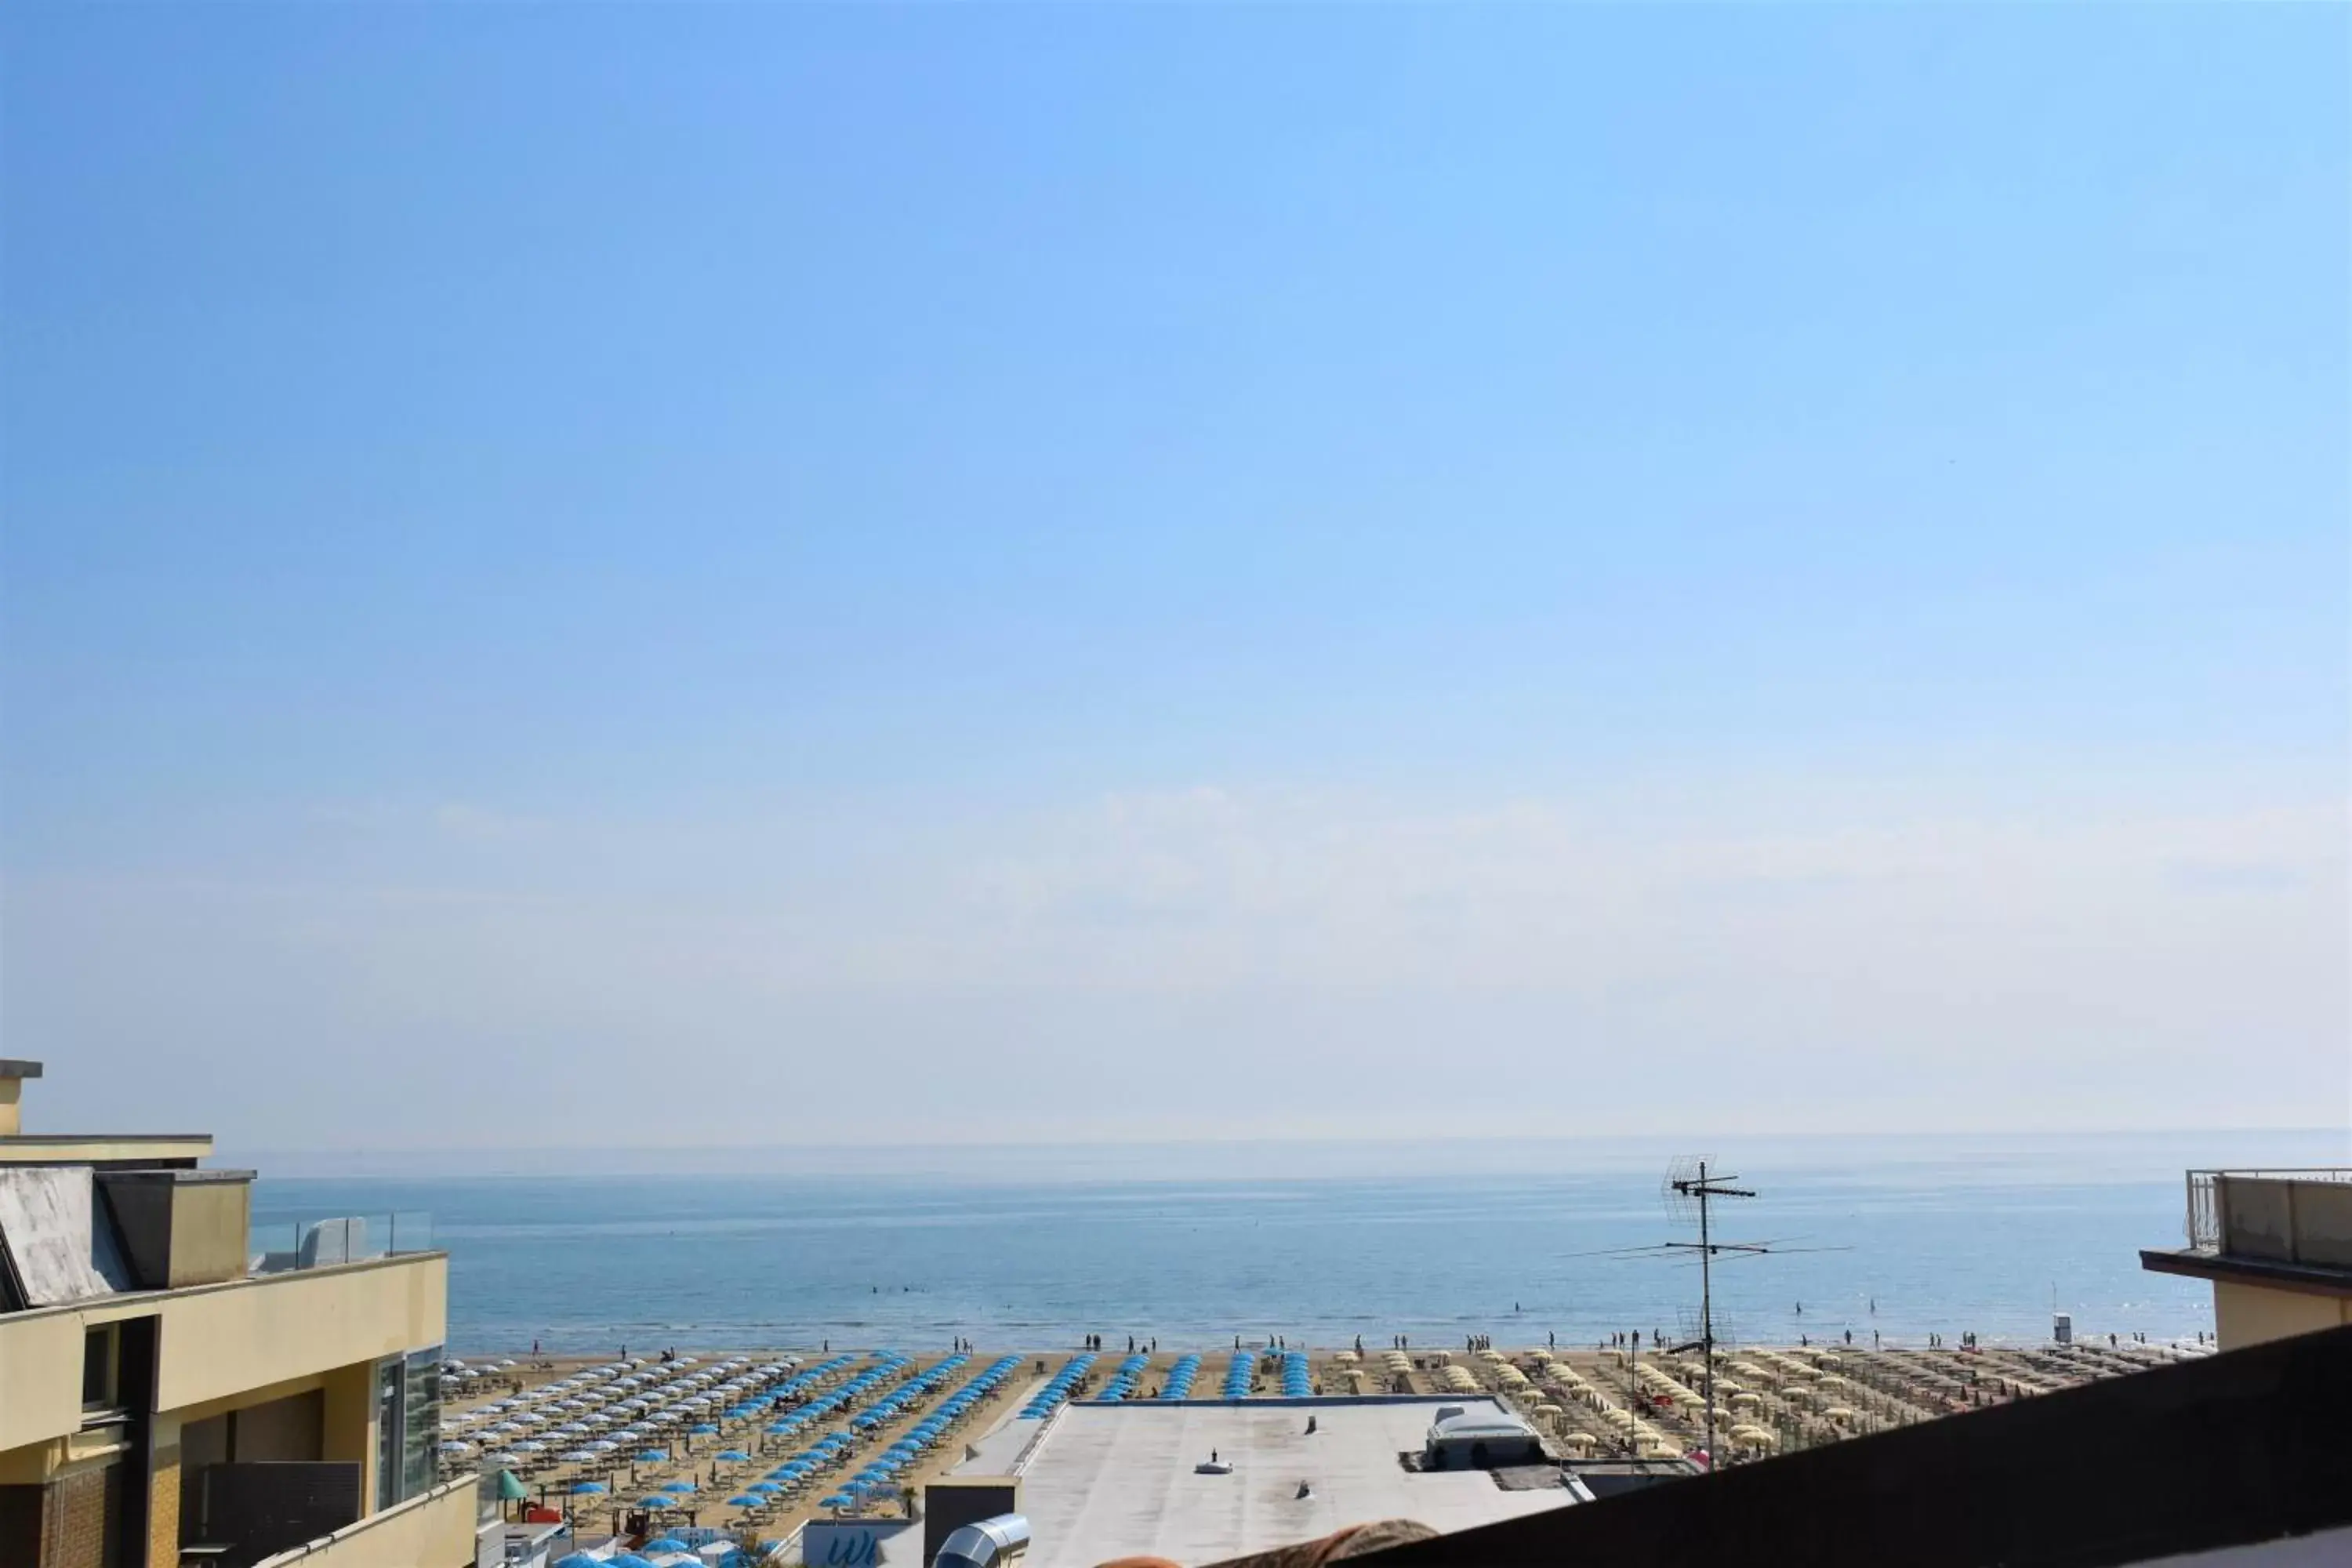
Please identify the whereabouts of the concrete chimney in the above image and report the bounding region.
[0,1060,43,1136]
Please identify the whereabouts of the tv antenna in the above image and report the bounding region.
[1664,1156,1755,1467]
[1567,1157,1847,1468]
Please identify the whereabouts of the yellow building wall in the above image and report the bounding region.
[147,1436,182,1568]
[249,1477,478,1568]
[319,1361,381,1514]
[0,1254,442,1457]
[2213,1279,2352,1350]
[152,1255,446,1415]
[168,1181,253,1289]
[0,1311,87,1455]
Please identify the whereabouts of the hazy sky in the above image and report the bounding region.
[3,4,2345,1152]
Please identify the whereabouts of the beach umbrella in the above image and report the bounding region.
[644,1540,691,1554]
[494,1471,529,1502]
[554,1556,604,1568]
[637,1450,669,1463]
[637,1496,674,1510]
[728,1494,762,1508]
[661,1479,698,1493]
[716,1449,751,1461]
[748,1482,781,1494]
[568,1480,608,1495]
[690,1423,720,1436]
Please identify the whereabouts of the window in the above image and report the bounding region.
[376,1345,445,1508]
[401,1347,441,1502]
[376,1360,401,1508]
[81,1325,116,1409]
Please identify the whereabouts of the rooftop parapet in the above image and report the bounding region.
[2184,1168,2352,1261]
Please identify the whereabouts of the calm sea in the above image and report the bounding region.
[247,1131,2344,1356]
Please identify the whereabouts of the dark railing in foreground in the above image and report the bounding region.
[1341,1323,2352,1568]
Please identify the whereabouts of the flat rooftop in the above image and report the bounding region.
[960,1398,1575,1568]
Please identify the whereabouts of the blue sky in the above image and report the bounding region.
[3,4,2345,1152]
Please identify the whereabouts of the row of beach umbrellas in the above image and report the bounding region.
[1020,1353,1096,1419]
[1095,1355,1149,1400]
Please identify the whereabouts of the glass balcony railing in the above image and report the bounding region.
[249,1210,434,1274]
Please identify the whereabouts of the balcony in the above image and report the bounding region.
[2181,1168,2352,1259]
[0,1250,448,1454]
[249,1475,483,1568]
[2147,1168,2352,1348]
[248,1211,435,1276]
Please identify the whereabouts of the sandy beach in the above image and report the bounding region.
[441,1331,2209,1546]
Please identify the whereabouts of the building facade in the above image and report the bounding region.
[0,1060,476,1568]
[2140,1167,2352,1350]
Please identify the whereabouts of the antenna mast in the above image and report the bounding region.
[1663,1157,1757,1467]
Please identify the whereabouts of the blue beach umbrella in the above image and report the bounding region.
[716,1449,751,1461]
[661,1479,699,1494]
[636,1496,673,1509]
[568,1481,608,1495]
[644,1541,691,1555]
[728,1494,762,1507]
[690,1423,721,1436]
[748,1481,781,1494]
[637,1450,669,1462]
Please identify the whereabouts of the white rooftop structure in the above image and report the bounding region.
[957,1398,1580,1568]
